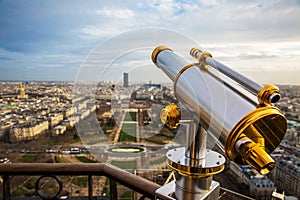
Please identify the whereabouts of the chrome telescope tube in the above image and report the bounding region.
[152,46,287,174]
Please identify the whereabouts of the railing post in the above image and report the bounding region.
[109,179,117,200]
[2,176,10,200]
[88,175,93,200]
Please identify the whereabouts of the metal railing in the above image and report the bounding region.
[0,163,262,200]
[0,163,161,200]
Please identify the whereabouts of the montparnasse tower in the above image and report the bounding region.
[17,82,28,99]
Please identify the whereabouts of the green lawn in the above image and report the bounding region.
[150,156,167,165]
[82,133,108,145]
[17,154,37,163]
[76,156,97,163]
[111,160,137,170]
[124,112,136,121]
[145,133,174,145]
[122,123,136,134]
[118,121,137,142]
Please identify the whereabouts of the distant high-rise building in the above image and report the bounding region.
[123,73,129,87]
[17,83,28,99]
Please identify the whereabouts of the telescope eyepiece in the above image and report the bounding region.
[258,84,281,106]
[235,135,275,175]
[269,93,280,104]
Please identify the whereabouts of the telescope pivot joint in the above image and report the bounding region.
[190,48,212,70]
[160,103,180,129]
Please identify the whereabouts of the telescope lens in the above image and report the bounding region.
[270,93,280,103]
[261,162,275,175]
[236,138,276,175]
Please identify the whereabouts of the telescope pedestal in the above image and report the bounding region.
[174,173,220,200]
[162,147,225,200]
[156,179,220,200]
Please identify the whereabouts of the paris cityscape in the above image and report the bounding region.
[1,0,300,199]
[0,74,299,199]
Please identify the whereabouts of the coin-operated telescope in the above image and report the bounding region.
[152,46,287,200]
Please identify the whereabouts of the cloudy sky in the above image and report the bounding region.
[0,0,299,84]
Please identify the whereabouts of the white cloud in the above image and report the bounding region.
[146,0,198,20]
[79,7,137,38]
[150,0,179,13]
[97,7,135,19]
[202,42,300,58]
[196,42,300,85]
[197,0,222,7]
[80,26,111,37]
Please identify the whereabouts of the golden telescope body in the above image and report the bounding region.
[152,46,287,175]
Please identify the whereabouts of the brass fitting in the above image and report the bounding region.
[160,103,180,129]
[167,148,225,178]
[235,135,275,175]
[151,46,172,66]
[190,48,212,70]
[258,84,281,106]
[173,63,195,96]
[225,106,287,174]
[190,48,202,58]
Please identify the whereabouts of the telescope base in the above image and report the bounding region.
[155,179,220,200]
[156,147,225,199]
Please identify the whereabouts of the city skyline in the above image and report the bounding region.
[0,1,300,85]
